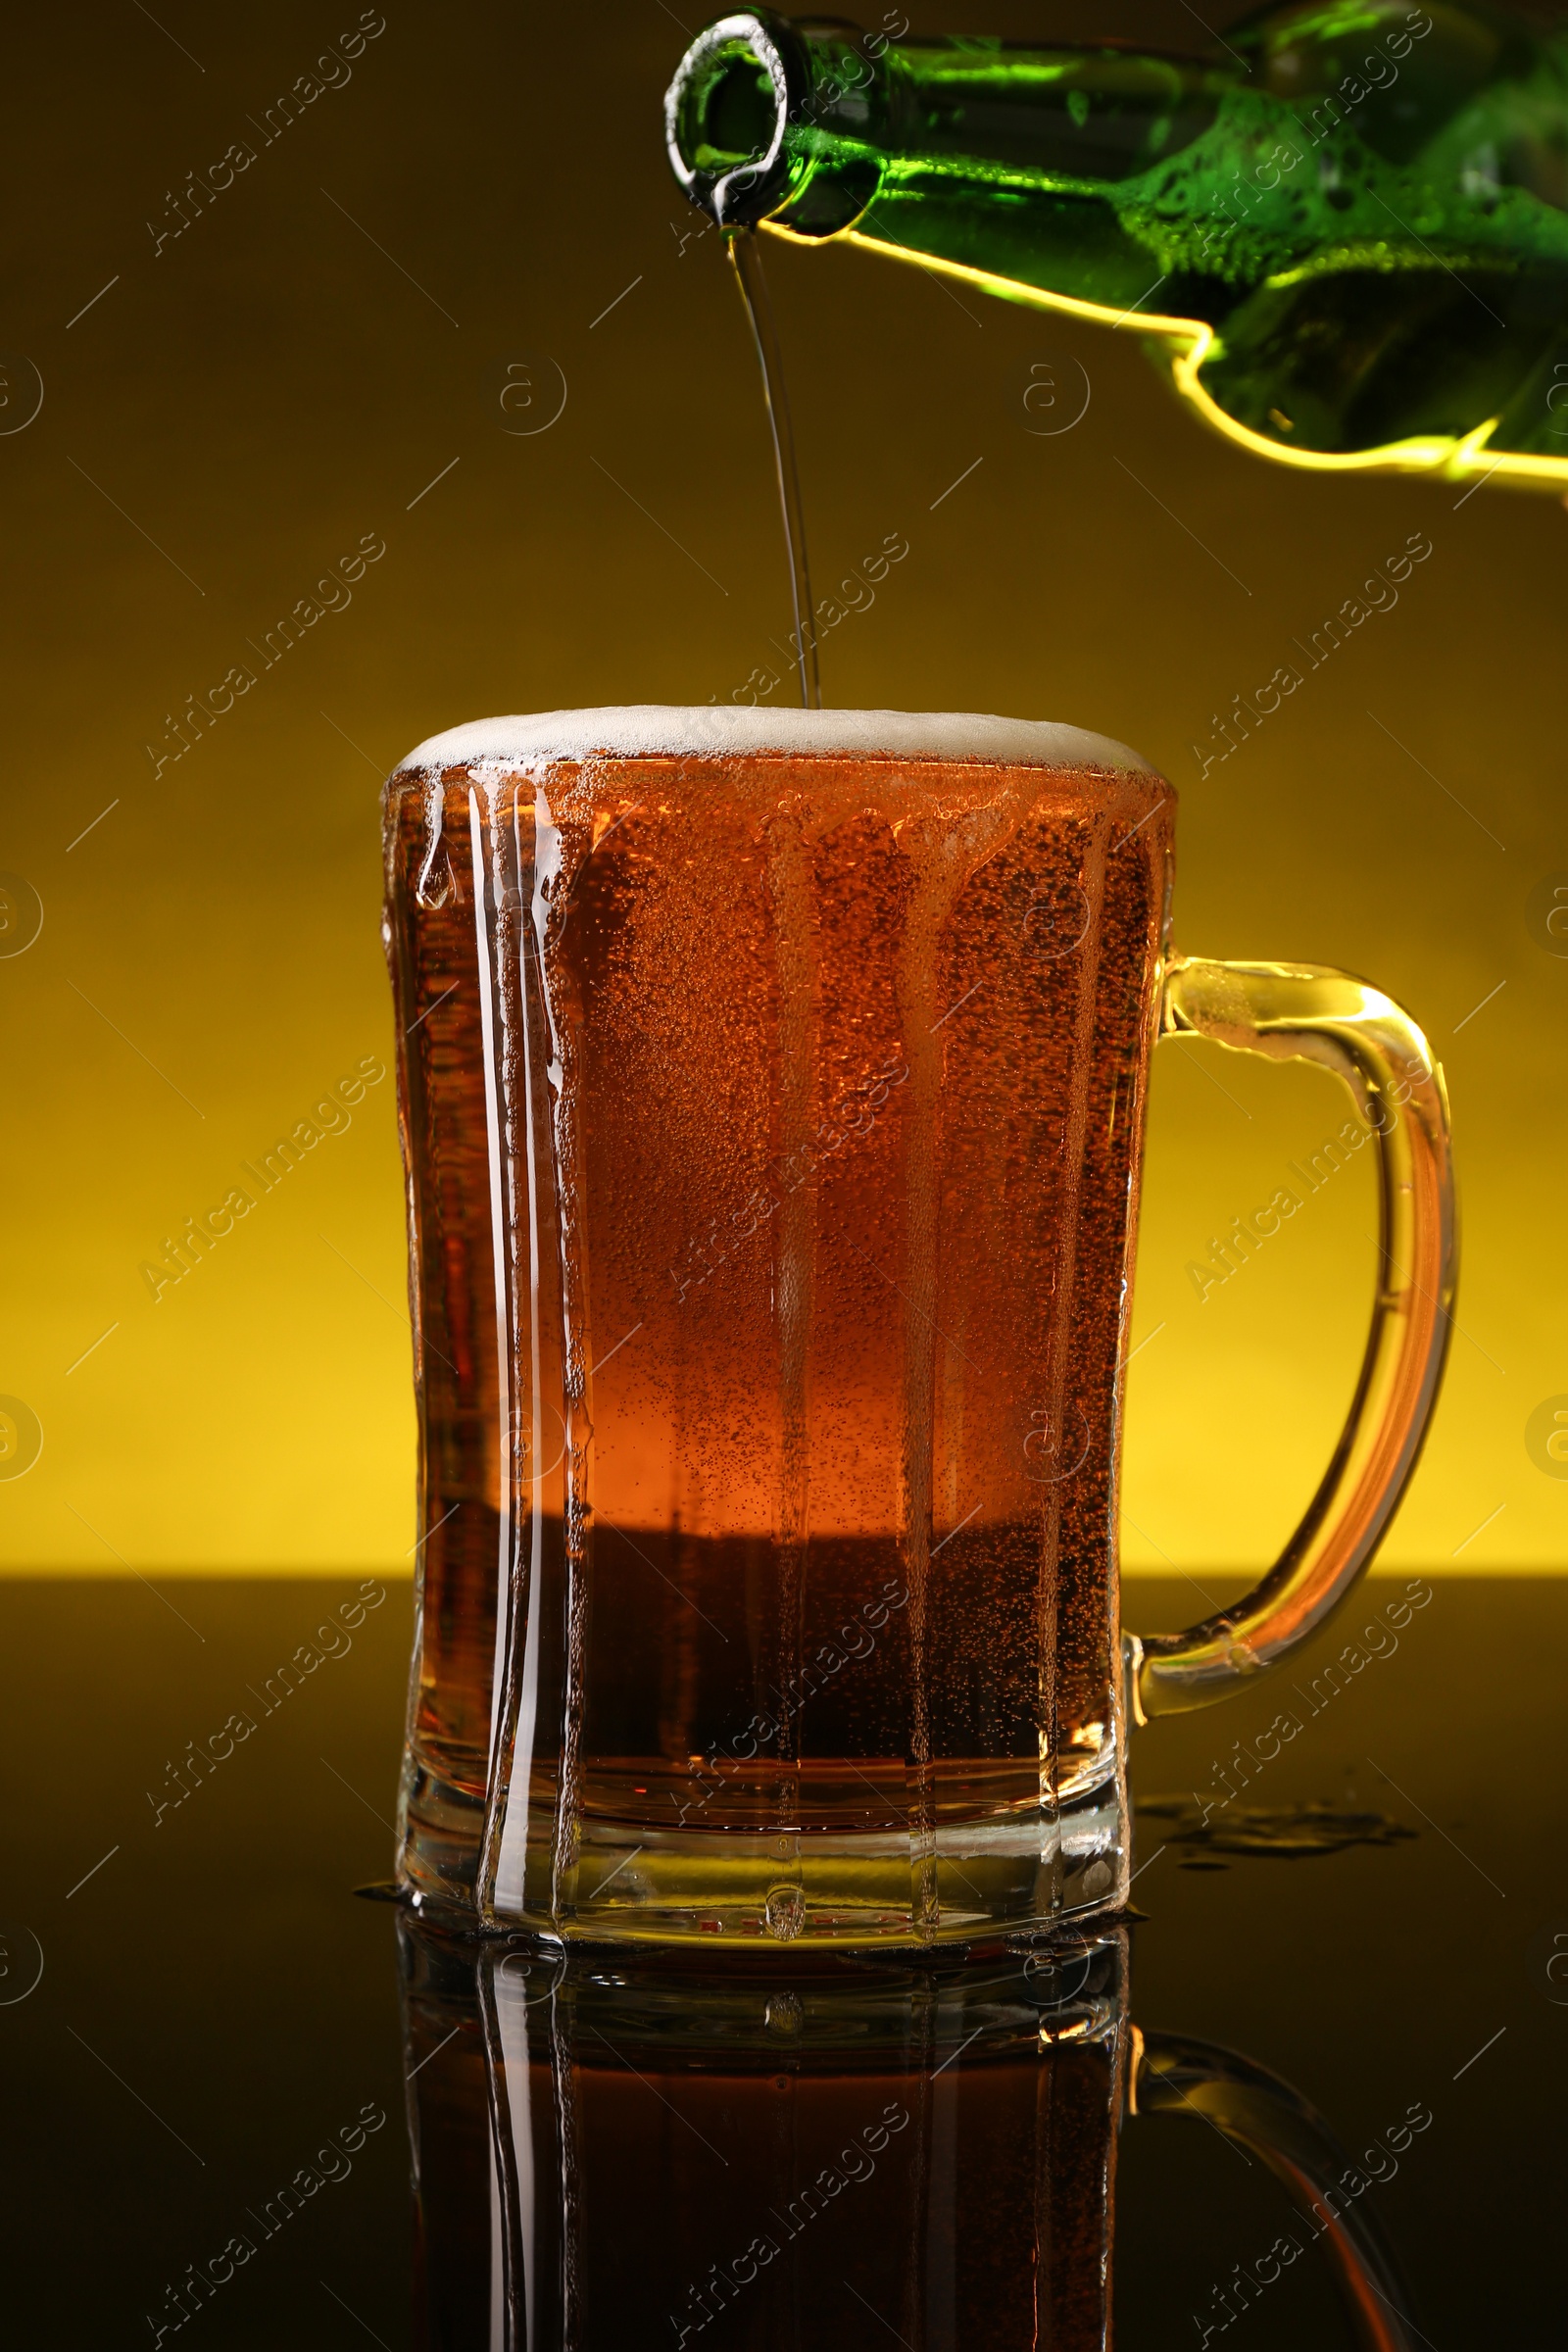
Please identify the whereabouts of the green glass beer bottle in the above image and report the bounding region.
[665,4,1568,495]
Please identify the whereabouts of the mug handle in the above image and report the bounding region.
[1125,956,1456,1721]
[1134,2029,1423,2350]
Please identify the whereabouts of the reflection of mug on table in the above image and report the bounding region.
[382,708,1453,1942]
[399,1918,1422,2349]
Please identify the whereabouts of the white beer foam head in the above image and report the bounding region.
[391,706,1153,778]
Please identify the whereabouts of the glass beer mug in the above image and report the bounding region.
[399,1917,1423,2350]
[381,708,1453,1943]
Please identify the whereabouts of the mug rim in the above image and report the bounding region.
[387,705,1157,783]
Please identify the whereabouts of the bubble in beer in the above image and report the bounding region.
[1021,878,1091,961]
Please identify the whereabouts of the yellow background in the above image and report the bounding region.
[4,0,1563,1578]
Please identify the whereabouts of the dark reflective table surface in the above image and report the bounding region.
[5,1577,1563,2346]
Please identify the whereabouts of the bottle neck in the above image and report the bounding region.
[664,13,1226,237]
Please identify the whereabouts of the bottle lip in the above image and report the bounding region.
[664,9,808,229]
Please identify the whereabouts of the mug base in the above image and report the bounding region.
[400,1770,1126,1948]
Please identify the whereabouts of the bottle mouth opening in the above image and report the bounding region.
[665,11,802,228]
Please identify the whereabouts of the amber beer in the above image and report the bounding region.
[401,1922,1132,2352]
[383,707,1172,1942]
[400,1920,1419,2348]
